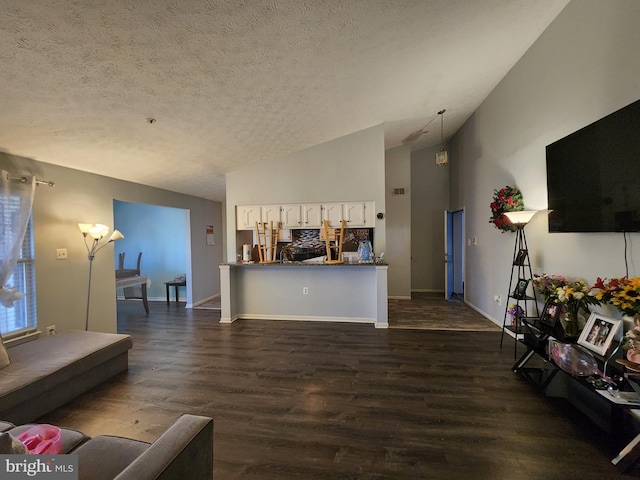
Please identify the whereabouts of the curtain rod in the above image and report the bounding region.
[8,175,55,187]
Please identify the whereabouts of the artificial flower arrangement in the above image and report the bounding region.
[592,276,640,318]
[592,276,640,363]
[489,185,524,232]
[507,304,525,326]
[533,274,601,336]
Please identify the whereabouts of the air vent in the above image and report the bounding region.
[392,188,406,195]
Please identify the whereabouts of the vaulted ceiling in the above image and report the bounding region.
[0,0,570,202]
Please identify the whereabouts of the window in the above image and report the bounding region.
[0,212,37,338]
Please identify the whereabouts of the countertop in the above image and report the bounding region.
[221,261,387,267]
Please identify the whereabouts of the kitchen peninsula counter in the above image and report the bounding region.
[219,262,388,328]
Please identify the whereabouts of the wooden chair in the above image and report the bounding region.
[323,220,345,264]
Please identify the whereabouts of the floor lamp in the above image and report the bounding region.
[79,224,124,331]
[500,210,539,356]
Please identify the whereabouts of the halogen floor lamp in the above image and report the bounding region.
[79,224,124,331]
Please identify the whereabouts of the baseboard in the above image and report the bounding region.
[388,295,412,300]
[411,289,445,293]
[464,301,501,327]
[193,293,221,307]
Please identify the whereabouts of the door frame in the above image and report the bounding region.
[444,208,465,300]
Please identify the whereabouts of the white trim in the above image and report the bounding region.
[464,300,501,327]
[411,288,444,293]
[192,293,220,307]
[388,295,411,300]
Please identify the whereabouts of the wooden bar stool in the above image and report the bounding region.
[323,219,345,264]
[255,221,279,263]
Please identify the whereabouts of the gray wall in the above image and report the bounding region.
[0,153,222,334]
[450,0,640,323]
[410,144,450,292]
[385,145,411,298]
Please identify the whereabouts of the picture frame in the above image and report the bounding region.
[578,313,622,356]
[514,249,528,266]
[514,278,529,299]
[540,300,562,327]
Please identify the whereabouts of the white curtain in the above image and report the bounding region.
[0,170,35,307]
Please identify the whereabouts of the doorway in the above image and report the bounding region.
[444,209,465,300]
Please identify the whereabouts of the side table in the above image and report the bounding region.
[165,280,186,304]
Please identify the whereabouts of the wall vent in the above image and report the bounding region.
[392,188,406,195]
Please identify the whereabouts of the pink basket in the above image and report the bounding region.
[18,424,62,454]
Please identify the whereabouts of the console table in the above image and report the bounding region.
[513,319,640,472]
[165,280,186,304]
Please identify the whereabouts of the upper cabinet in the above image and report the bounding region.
[302,204,322,228]
[322,203,344,227]
[236,205,262,230]
[261,205,281,226]
[236,201,375,230]
[343,202,375,226]
[281,204,302,228]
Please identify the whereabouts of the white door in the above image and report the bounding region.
[444,210,454,299]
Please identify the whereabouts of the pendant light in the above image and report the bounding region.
[435,109,448,166]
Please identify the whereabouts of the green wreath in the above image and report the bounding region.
[489,186,524,232]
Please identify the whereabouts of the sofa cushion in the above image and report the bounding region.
[0,336,10,370]
[73,435,150,480]
[8,424,88,453]
[0,330,132,421]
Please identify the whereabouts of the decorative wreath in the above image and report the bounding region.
[489,185,524,232]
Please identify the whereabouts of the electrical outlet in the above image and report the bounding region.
[472,237,478,246]
[56,248,68,259]
[303,287,309,295]
[494,295,501,305]
[46,325,56,335]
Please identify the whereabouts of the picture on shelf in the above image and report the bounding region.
[540,300,562,327]
[514,249,528,266]
[577,313,622,356]
[514,278,529,299]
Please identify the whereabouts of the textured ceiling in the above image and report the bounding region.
[0,0,570,202]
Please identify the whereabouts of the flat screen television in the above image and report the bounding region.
[546,98,640,232]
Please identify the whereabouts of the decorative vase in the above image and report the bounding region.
[562,303,585,337]
[627,349,640,364]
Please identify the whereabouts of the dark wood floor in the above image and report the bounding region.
[39,300,640,479]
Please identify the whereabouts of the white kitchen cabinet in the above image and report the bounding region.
[281,204,302,228]
[322,203,344,227]
[261,205,282,227]
[236,205,262,230]
[302,204,323,227]
[344,201,375,227]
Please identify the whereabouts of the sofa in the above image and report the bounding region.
[0,414,214,479]
[0,330,133,424]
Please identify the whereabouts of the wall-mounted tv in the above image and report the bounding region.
[546,98,640,233]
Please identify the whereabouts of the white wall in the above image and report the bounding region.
[450,0,640,323]
[0,153,222,334]
[385,145,411,298]
[225,125,387,262]
[410,144,450,291]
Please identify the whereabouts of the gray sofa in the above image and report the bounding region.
[0,330,133,424]
[1,414,214,479]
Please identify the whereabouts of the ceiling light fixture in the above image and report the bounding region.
[435,109,448,166]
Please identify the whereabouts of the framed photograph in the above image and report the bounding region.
[540,300,562,327]
[514,278,529,299]
[578,313,622,356]
[514,249,528,266]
